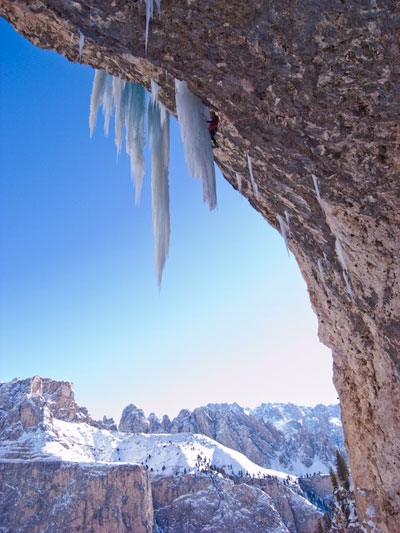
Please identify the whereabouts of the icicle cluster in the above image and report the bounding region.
[175,79,217,210]
[89,70,146,204]
[89,72,218,285]
[149,81,170,285]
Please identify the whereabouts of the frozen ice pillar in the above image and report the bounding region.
[175,79,217,210]
[149,81,170,286]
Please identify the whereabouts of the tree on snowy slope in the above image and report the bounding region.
[320,450,361,532]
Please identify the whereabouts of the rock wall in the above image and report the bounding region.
[0,461,153,532]
[1,1,399,531]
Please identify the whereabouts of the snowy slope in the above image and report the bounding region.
[0,418,294,483]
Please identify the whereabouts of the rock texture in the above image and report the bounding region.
[152,474,321,533]
[0,461,153,533]
[1,1,399,531]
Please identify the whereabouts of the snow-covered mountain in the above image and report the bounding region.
[119,400,345,476]
[0,377,333,532]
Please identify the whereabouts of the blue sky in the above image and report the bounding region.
[0,19,337,422]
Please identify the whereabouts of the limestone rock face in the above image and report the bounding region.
[153,475,321,533]
[0,461,153,533]
[0,376,94,442]
[1,1,399,530]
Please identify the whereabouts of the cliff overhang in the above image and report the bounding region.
[1,1,399,531]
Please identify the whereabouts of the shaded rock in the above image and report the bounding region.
[0,460,153,533]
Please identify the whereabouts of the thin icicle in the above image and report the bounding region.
[101,74,114,136]
[175,79,217,210]
[141,0,162,56]
[113,76,127,154]
[285,210,291,231]
[312,174,324,214]
[89,70,107,137]
[236,173,242,193]
[277,214,290,257]
[151,80,167,126]
[247,155,259,198]
[148,90,170,285]
[335,238,354,299]
[78,31,85,60]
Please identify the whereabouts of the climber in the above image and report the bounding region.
[207,109,219,148]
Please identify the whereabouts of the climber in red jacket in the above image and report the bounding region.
[207,110,219,148]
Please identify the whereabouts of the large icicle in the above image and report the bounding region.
[175,79,217,210]
[149,81,170,285]
[89,70,107,137]
[124,83,146,204]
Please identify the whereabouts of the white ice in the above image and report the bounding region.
[236,173,242,193]
[78,31,85,60]
[312,174,324,214]
[277,214,290,257]
[175,79,217,210]
[89,70,146,204]
[247,155,258,198]
[141,0,162,56]
[335,238,353,299]
[149,81,170,285]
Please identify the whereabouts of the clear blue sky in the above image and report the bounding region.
[0,19,337,422]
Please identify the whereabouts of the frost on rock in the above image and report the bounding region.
[89,70,146,204]
[141,0,161,56]
[149,81,170,285]
[175,79,217,210]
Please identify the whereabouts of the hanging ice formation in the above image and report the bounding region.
[247,155,259,198]
[335,238,354,299]
[89,70,146,204]
[312,174,324,214]
[78,31,85,60]
[236,172,242,193]
[141,0,161,55]
[277,214,290,257]
[175,79,217,210]
[149,81,170,285]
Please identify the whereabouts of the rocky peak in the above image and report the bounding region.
[0,376,94,439]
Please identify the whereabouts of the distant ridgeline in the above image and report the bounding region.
[0,377,348,532]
